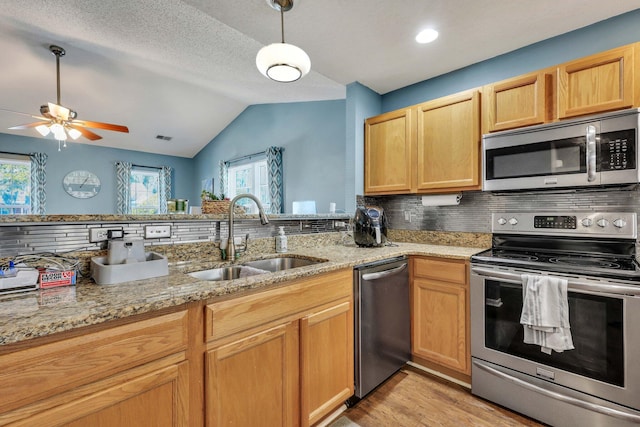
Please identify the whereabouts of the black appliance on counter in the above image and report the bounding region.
[353,206,388,247]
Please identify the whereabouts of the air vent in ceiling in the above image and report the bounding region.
[156,135,173,141]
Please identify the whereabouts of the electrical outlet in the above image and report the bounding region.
[89,227,124,243]
[144,225,171,239]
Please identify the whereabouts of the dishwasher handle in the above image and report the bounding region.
[361,263,408,281]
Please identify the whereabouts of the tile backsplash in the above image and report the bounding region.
[0,218,342,258]
[365,186,640,233]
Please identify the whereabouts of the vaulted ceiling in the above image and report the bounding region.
[0,1,637,157]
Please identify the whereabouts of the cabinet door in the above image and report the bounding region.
[2,360,190,426]
[416,90,481,192]
[412,278,468,374]
[482,71,551,133]
[557,45,634,119]
[300,300,354,427]
[364,108,415,194]
[206,321,299,427]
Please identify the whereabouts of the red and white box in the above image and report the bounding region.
[39,270,77,289]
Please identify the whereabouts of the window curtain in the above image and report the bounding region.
[158,166,172,214]
[266,146,284,214]
[29,152,47,215]
[115,161,132,214]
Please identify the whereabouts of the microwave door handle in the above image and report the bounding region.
[586,125,597,182]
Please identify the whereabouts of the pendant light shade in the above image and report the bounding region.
[256,0,310,83]
[256,42,310,82]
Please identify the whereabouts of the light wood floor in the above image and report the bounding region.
[333,366,546,427]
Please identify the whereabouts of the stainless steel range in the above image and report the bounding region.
[470,212,640,427]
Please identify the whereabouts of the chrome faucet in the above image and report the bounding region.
[227,193,269,260]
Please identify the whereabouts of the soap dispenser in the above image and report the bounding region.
[275,226,288,253]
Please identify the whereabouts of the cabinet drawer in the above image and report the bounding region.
[205,269,352,342]
[413,257,466,284]
[0,310,188,414]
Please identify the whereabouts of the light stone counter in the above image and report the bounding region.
[0,237,486,347]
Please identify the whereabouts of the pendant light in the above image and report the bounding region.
[256,0,310,83]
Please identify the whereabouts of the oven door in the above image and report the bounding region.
[470,265,640,413]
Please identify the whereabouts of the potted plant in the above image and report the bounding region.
[201,191,233,214]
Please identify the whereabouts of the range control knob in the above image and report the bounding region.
[581,218,593,227]
[613,218,627,228]
[497,217,507,225]
[508,217,518,226]
[597,218,609,228]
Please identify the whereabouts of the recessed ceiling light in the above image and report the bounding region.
[416,28,439,44]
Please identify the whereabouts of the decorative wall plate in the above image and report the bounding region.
[63,170,101,199]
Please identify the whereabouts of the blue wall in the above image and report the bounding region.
[382,9,640,111]
[193,100,346,214]
[345,82,382,211]
[0,134,194,214]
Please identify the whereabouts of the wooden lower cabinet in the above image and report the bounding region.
[205,269,354,426]
[0,270,354,427]
[206,321,300,427]
[0,310,191,426]
[301,300,354,427]
[17,359,189,427]
[411,257,470,381]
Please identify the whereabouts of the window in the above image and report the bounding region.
[227,159,270,213]
[130,168,160,214]
[0,154,31,215]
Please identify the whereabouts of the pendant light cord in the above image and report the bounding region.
[280,6,285,43]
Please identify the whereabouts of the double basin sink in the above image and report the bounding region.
[188,256,327,281]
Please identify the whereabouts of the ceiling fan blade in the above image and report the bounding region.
[8,121,50,130]
[67,124,102,141]
[48,102,70,121]
[72,119,129,133]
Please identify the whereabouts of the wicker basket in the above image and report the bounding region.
[201,200,245,214]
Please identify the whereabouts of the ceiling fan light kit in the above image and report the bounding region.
[7,44,129,150]
[256,0,310,83]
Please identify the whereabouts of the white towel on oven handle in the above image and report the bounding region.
[520,274,574,354]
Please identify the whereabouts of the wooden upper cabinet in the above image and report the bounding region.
[557,45,634,119]
[482,71,552,133]
[364,108,416,194]
[416,89,481,192]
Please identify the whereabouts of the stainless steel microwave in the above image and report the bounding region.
[482,108,640,191]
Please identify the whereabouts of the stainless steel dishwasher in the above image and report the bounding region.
[351,256,411,401]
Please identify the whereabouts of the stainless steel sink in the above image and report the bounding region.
[188,257,327,281]
[241,256,325,272]
[189,266,249,281]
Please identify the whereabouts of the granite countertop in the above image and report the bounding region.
[0,241,484,347]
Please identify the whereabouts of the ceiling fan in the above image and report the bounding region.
[6,44,129,148]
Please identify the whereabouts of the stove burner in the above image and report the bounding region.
[548,256,621,270]
[494,251,539,262]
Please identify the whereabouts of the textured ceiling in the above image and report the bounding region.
[0,1,638,157]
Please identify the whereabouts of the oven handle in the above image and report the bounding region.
[471,266,640,297]
[473,360,640,423]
